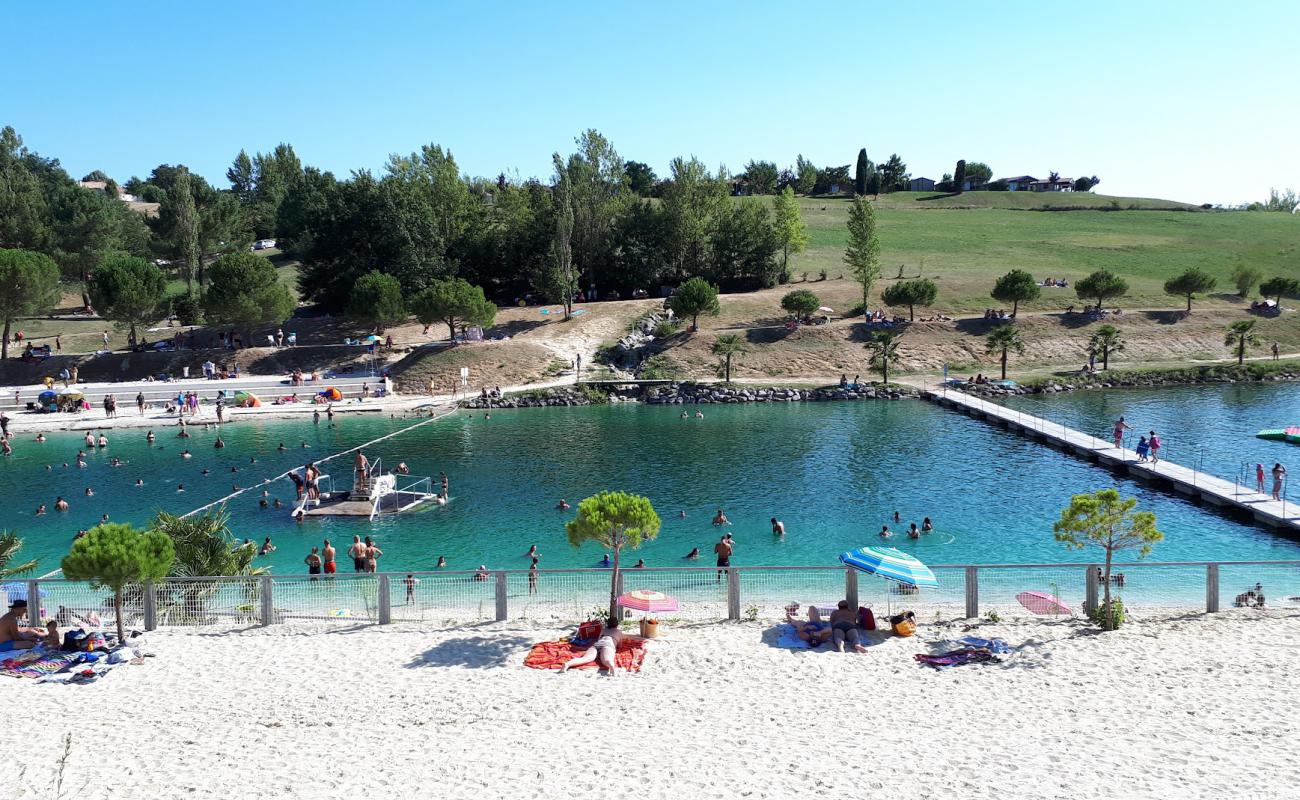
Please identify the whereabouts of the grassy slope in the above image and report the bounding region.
[784,195,1299,313]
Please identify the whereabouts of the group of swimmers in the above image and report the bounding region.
[879,511,935,539]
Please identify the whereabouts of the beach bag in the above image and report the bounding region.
[893,620,916,637]
[573,621,602,646]
[858,606,876,631]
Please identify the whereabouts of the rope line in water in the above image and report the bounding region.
[179,404,458,519]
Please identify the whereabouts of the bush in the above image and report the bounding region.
[1087,598,1126,629]
[639,354,682,380]
[652,320,681,338]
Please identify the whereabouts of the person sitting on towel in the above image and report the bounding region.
[0,600,44,652]
[830,600,867,653]
[787,605,831,645]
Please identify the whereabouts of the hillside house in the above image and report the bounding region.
[961,175,987,191]
[908,176,936,192]
[1030,176,1074,192]
[1003,175,1037,191]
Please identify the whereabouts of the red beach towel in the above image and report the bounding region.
[524,638,647,672]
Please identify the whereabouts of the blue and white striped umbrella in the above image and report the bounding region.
[838,546,939,588]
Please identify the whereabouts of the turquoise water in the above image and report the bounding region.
[5,391,1299,578]
[1001,382,1299,488]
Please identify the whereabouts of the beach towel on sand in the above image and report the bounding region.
[1,651,81,679]
[914,648,1002,669]
[524,639,647,672]
[775,623,813,649]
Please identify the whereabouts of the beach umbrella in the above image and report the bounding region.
[364,334,381,343]
[838,546,939,588]
[617,589,680,614]
[320,387,342,402]
[57,386,84,398]
[1015,591,1072,616]
[1,582,47,601]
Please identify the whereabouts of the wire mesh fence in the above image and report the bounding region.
[9,561,1299,632]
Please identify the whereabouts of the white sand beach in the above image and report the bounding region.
[2,611,1296,799]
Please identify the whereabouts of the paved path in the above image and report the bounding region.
[925,387,1299,533]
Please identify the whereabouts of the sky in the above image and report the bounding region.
[3,1,1297,205]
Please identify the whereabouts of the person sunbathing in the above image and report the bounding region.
[787,606,831,645]
[560,617,625,675]
[830,600,867,653]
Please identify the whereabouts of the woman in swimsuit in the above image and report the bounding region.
[921,517,933,533]
[561,617,625,675]
[788,606,831,645]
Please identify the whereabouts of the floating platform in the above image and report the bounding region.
[301,489,439,517]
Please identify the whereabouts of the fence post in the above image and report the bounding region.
[1084,565,1099,615]
[727,568,741,620]
[26,580,40,623]
[494,571,508,621]
[1205,564,1219,613]
[259,576,273,626]
[964,566,979,619]
[144,581,157,631]
[845,568,858,611]
[377,575,391,624]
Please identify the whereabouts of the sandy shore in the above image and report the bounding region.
[2,611,1296,799]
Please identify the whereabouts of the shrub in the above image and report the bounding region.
[1086,598,1126,629]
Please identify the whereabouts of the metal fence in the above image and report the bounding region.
[6,561,1299,632]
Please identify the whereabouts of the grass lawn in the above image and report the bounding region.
[782,195,1300,313]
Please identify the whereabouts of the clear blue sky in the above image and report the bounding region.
[4,1,1297,205]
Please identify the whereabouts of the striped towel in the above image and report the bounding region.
[1,651,81,679]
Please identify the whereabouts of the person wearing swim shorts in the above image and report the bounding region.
[714,534,733,583]
[561,617,625,675]
[829,600,867,653]
[305,547,322,580]
[322,539,337,576]
[0,600,42,652]
[348,535,367,572]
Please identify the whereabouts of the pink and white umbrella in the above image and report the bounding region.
[1016,591,1072,616]
[617,589,679,614]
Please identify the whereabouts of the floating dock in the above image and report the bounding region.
[925,389,1300,533]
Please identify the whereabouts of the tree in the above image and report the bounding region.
[794,154,818,195]
[780,288,820,319]
[963,162,993,184]
[1088,324,1124,370]
[1231,264,1263,298]
[661,157,729,281]
[1259,276,1300,308]
[1164,268,1218,313]
[813,165,851,195]
[743,160,779,195]
[555,130,628,296]
[566,491,661,619]
[202,251,294,343]
[169,168,201,291]
[87,254,165,345]
[1073,176,1100,192]
[984,324,1026,380]
[711,334,745,383]
[1075,269,1129,310]
[623,161,657,196]
[772,187,808,283]
[668,276,720,330]
[0,531,37,578]
[953,160,967,193]
[880,278,937,321]
[844,197,881,310]
[347,270,407,331]
[854,149,870,196]
[878,154,908,192]
[1225,319,1261,365]
[411,278,497,341]
[61,523,174,643]
[1053,489,1162,630]
[148,510,265,624]
[0,248,61,359]
[536,165,578,319]
[991,269,1040,316]
[710,199,780,290]
[865,330,902,384]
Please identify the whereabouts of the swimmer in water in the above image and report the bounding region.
[922,517,933,533]
[259,498,269,509]
[771,518,785,537]
[907,523,920,539]
[681,411,688,419]
[277,442,286,451]
[97,435,108,448]
[599,554,611,568]
[879,525,892,538]
[301,441,310,449]
[36,504,46,515]
[555,499,570,511]
[249,457,257,464]
[177,484,184,492]
[695,410,703,419]
[135,479,144,486]
[893,510,901,523]
[685,547,700,560]
[201,469,210,476]
[54,497,68,511]
[524,545,538,560]
[712,509,730,526]
[180,450,192,459]
[436,556,447,568]
[146,431,155,443]
[84,487,94,497]
[34,433,45,443]
[214,438,225,449]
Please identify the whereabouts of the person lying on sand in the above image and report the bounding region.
[787,606,831,645]
[830,601,867,653]
[561,617,625,675]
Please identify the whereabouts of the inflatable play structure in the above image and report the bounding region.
[1257,426,1300,445]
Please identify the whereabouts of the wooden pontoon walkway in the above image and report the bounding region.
[925,388,1300,533]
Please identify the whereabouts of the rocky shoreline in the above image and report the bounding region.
[461,382,917,409]
[961,365,1300,397]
